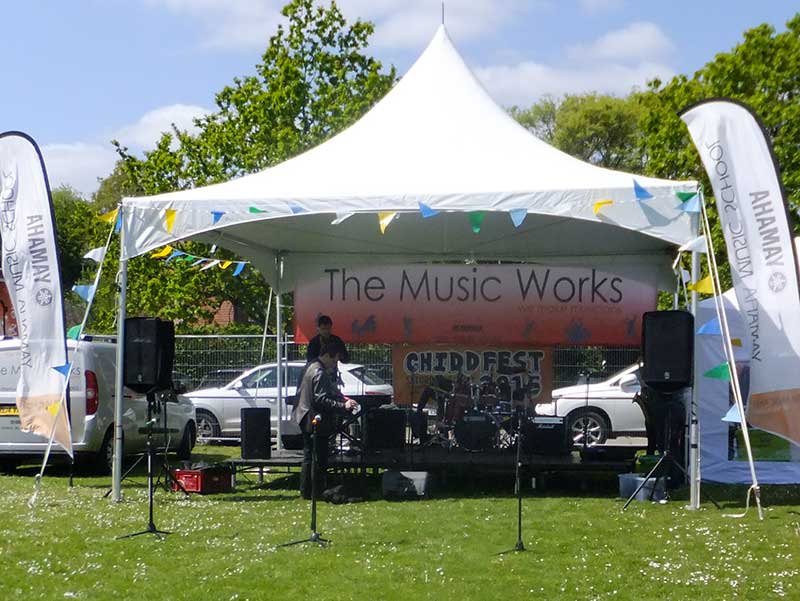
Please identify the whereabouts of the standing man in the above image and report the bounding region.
[306,315,350,364]
[292,340,358,499]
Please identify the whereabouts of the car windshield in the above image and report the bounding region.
[607,365,639,384]
[348,366,386,386]
[240,367,277,388]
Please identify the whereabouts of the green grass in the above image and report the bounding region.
[2,447,799,601]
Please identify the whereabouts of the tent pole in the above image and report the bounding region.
[688,250,700,510]
[275,256,284,451]
[112,206,127,503]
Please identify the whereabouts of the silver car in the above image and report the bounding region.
[536,364,644,446]
[187,361,393,443]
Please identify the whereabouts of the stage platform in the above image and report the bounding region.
[226,444,638,485]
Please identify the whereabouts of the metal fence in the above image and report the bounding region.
[173,335,638,393]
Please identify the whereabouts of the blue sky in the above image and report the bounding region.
[2,0,796,197]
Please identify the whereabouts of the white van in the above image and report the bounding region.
[0,338,196,472]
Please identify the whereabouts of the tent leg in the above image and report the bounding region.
[112,209,127,503]
[276,267,283,452]
[688,250,700,510]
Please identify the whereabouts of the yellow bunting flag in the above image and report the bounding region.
[731,338,743,347]
[46,402,60,417]
[687,275,714,294]
[151,245,173,258]
[220,261,232,269]
[378,212,397,234]
[593,199,614,215]
[165,209,177,233]
[98,208,119,223]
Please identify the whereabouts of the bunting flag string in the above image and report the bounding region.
[378,212,397,234]
[633,179,653,201]
[469,211,485,233]
[592,200,614,215]
[508,208,527,228]
[149,245,249,276]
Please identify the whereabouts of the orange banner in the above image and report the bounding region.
[295,264,656,345]
[391,344,553,407]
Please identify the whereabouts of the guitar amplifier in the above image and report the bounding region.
[522,416,569,455]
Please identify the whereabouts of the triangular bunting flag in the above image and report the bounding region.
[697,317,721,335]
[675,191,698,202]
[379,212,397,234]
[704,362,731,381]
[722,403,742,424]
[151,245,173,258]
[233,262,246,276]
[190,258,207,267]
[678,236,708,254]
[287,203,308,215]
[731,338,743,347]
[98,208,119,224]
[83,246,106,263]
[633,179,653,201]
[220,261,232,269]
[592,200,614,215]
[211,211,225,225]
[419,202,439,218]
[165,209,177,233]
[331,212,353,225]
[687,275,714,294]
[509,208,527,228]
[165,250,185,264]
[469,211,485,234]
[249,206,266,214]
[47,402,61,417]
[681,195,700,213]
[200,260,220,271]
[680,269,691,283]
[115,211,122,234]
[66,325,81,340]
[72,284,96,303]
[52,363,71,378]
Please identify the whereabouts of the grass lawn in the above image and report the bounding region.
[1,446,799,601]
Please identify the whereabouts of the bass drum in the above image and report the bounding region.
[454,411,497,452]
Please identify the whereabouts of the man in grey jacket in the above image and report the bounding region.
[292,340,358,499]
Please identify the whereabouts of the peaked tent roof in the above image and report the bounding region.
[121,25,698,289]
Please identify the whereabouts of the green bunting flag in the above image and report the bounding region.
[703,362,731,381]
[469,211,485,233]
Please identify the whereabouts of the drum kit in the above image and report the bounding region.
[420,368,536,452]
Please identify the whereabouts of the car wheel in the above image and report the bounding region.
[176,422,196,460]
[94,427,116,475]
[196,410,221,442]
[567,409,608,447]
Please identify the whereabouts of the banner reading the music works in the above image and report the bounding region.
[682,99,800,446]
[0,132,71,455]
[296,264,657,346]
[391,344,553,407]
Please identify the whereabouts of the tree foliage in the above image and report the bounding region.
[87,0,396,333]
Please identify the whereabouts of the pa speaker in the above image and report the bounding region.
[364,408,406,451]
[641,310,694,391]
[123,317,175,393]
[241,408,271,459]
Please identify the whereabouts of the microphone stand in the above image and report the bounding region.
[280,415,329,548]
[498,403,528,554]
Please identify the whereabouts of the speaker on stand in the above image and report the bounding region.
[241,408,272,459]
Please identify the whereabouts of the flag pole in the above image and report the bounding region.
[113,205,128,502]
[699,190,763,519]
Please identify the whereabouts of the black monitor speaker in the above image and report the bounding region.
[123,317,175,393]
[241,408,271,459]
[364,408,406,451]
[641,310,694,391]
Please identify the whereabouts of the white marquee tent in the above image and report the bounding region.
[113,25,700,499]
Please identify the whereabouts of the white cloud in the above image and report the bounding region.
[41,143,118,200]
[113,104,211,149]
[41,103,212,198]
[475,60,675,107]
[567,22,674,63]
[579,0,625,13]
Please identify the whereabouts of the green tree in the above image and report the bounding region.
[51,186,105,294]
[638,13,800,291]
[512,93,645,172]
[89,0,396,333]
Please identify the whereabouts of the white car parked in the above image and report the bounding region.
[536,364,644,446]
[187,361,393,445]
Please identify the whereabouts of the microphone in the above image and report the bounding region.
[311,414,322,426]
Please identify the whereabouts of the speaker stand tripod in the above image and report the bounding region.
[279,417,329,548]
[118,392,172,539]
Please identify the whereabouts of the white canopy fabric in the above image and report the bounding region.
[121,25,698,289]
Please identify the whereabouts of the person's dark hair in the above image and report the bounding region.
[319,339,344,359]
[317,315,333,327]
